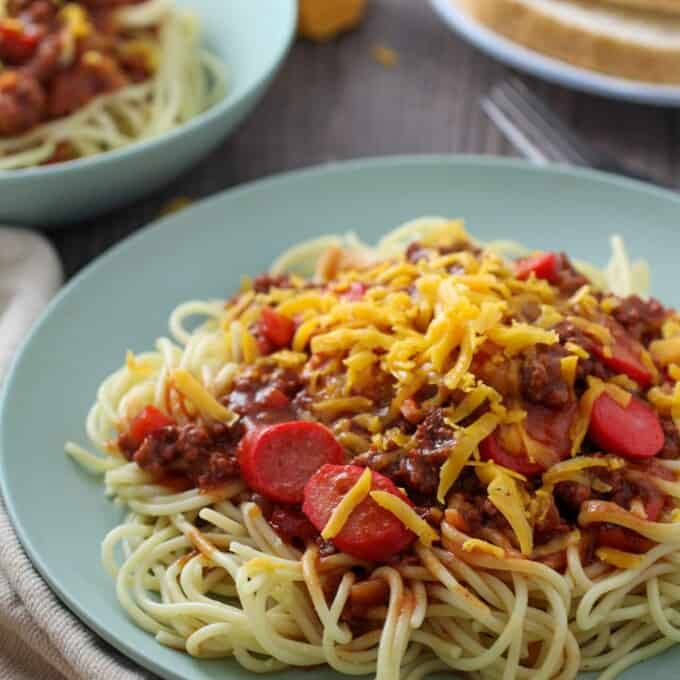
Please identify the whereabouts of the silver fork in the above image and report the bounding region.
[482,78,673,188]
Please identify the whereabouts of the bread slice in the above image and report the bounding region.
[590,0,680,15]
[455,0,680,84]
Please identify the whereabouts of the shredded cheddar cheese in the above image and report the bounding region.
[596,547,644,570]
[560,355,579,389]
[605,383,633,409]
[322,468,372,539]
[171,369,238,425]
[486,324,558,356]
[462,538,505,559]
[570,378,607,455]
[437,413,500,503]
[370,491,439,546]
[477,466,533,556]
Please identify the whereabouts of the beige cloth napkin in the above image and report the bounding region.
[0,228,152,680]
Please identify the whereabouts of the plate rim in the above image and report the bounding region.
[3,154,680,679]
[0,0,297,182]
[430,0,680,107]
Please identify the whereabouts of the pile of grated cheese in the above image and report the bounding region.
[186,220,677,557]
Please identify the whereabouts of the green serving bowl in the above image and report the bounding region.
[0,0,296,227]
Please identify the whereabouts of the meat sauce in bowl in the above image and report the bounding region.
[0,0,152,157]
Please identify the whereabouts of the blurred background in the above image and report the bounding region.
[50,0,677,277]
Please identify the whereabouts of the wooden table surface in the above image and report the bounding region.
[49,0,680,278]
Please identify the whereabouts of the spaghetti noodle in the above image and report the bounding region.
[68,218,680,679]
[0,0,225,169]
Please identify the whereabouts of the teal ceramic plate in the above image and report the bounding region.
[0,0,296,227]
[2,156,680,679]
[430,0,680,108]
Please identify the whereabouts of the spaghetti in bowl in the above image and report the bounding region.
[65,216,680,680]
[0,0,295,225]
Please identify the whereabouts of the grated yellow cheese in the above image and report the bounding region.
[444,325,477,389]
[480,467,533,556]
[322,468,372,539]
[171,369,238,425]
[669,364,680,382]
[437,413,499,503]
[567,316,612,346]
[59,4,91,38]
[462,538,505,559]
[596,547,644,570]
[570,378,606,455]
[468,460,527,483]
[311,328,394,355]
[560,356,579,390]
[651,336,680,367]
[486,323,558,356]
[447,384,499,424]
[609,374,639,391]
[605,383,632,409]
[370,491,439,546]
[542,456,623,488]
[313,396,373,416]
[565,342,589,359]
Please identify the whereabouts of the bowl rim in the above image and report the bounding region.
[0,0,297,181]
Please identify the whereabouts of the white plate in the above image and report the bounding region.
[430,0,680,107]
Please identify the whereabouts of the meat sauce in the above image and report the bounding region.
[115,246,680,571]
[0,0,151,141]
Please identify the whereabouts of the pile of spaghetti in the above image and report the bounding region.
[0,0,225,169]
[69,219,680,680]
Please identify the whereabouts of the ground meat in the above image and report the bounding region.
[613,296,667,345]
[405,239,481,264]
[386,453,443,500]
[0,71,45,135]
[533,497,570,545]
[405,241,429,263]
[554,481,592,521]
[355,411,454,500]
[447,493,483,533]
[227,365,303,421]
[24,32,62,81]
[8,0,58,23]
[251,273,291,294]
[131,422,241,490]
[554,252,588,295]
[47,53,128,117]
[415,410,457,454]
[659,417,680,460]
[519,299,541,323]
[476,497,510,532]
[520,344,570,408]
[269,506,319,550]
[391,411,455,497]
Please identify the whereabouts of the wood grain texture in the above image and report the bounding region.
[49,0,679,278]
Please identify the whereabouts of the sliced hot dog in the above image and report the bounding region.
[588,392,663,460]
[260,306,295,349]
[479,403,576,476]
[129,405,174,447]
[592,321,652,388]
[515,252,559,284]
[302,464,416,561]
[479,432,545,477]
[238,421,345,503]
[596,525,654,554]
